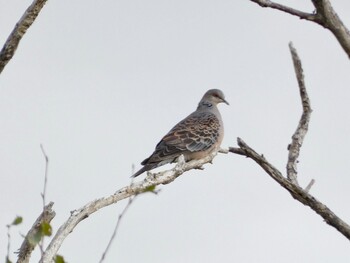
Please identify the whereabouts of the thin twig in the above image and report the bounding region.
[39,144,49,255]
[286,43,312,185]
[99,196,137,263]
[304,179,315,193]
[7,225,11,263]
[0,0,48,74]
[99,165,138,262]
[40,144,49,208]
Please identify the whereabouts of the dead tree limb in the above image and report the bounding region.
[0,0,48,74]
[248,0,350,58]
[230,138,350,240]
[286,42,312,185]
[229,44,350,240]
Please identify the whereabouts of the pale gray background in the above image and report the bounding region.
[1,0,350,262]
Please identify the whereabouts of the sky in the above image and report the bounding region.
[1,0,350,262]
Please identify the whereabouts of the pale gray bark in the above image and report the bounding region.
[286,43,312,185]
[39,153,217,263]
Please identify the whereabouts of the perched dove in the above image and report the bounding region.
[132,89,228,178]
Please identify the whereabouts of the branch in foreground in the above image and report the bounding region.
[17,202,55,263]
[230,138,350,240]
[286,43,312,185]
[0,0,48,74]
[40,152,217,263]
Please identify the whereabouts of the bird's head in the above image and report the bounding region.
[201,89,229,106]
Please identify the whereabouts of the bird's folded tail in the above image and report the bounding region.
[131,164,157,178]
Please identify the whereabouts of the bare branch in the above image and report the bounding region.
[17,202,55,263]
[230,138,350,240]
[286,43,312,185]
[249,0,350,58]
[38,144,50,255]
[40,152,218,262]
[40,144,49,208]
[0,0,48,74]
[249,0,319,22]
[310,0,350,58]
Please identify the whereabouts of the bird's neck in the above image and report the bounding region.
[197,100,217,110]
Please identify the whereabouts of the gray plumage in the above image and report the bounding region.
[132,89,228,178]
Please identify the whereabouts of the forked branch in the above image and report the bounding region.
[229,44,350,240]
[248,0,350,58]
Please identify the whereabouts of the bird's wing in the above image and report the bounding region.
[142,111,220,165]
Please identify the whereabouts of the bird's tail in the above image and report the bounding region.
[131,164,157,178]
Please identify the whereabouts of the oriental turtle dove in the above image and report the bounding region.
[132,89,228,177]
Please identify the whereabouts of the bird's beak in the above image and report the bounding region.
[222,99,229,105]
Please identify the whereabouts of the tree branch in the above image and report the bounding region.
[16,202,55,263]
[40,153,217,263]
[286,43,312,185]
[229,138,350,240]
[0,0,48,74]
[311,0,350,58]
[249,0,319,22]
[229,43,350,240]
[248,0,350,58]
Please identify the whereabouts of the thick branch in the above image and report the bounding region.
[286,43,312,185]
[311,0,350,58]
[229,138,350,240]
[16,202,55,263]
[0,0,47,74]
[40,152,217,263]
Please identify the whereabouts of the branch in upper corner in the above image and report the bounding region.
[249,0,319,22]
[0,0,48,74]
[286,43,312,185]
[310,0,350,59]
[16,202,55,263]
[249,0,350,58]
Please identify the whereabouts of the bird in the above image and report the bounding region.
[132,89,229,178]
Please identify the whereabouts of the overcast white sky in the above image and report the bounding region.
[1,0,350,262]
